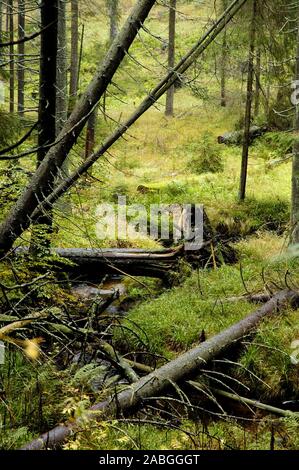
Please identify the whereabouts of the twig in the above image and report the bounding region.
[211,387,299,418]
[96,339,139,383]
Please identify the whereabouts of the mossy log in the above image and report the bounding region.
[217,126,267,145]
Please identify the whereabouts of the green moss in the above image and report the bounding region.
[236,310,299,401]
[114,257,266,357]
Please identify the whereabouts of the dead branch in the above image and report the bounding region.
[210,387,299,419]
[96,339,139,384]
[224,293,272,303]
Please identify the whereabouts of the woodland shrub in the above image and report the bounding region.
[186,132,224,174]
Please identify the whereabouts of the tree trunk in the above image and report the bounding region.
[165,0,176,117]
[8,0,14,114]
[37,1,58,166]
[85,109,97,161]
[17,0,25,116]
[220,0,228,107]
[56,0,69,181]
[17,246,186,281]
[265,58,271,122]
[107,0,119,42]
[56,0,68,136]
[102,0,119,125]
[5,2,9,33]
[238,0,257,201]
[254,47,261,117]
[30,0,58,250]
[69,0,79,112]
[0,0,157,255]
[218,125,267,145]
[291,10,299,244]
[21,289,299,450]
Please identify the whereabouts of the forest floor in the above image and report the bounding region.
[1,0,299,451]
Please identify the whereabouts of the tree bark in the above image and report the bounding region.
[220,0,228,107]
[14,246,190,281]
[291,10,299,244]
[102,0,119,119]
[254,47,261,117]
[238,0,257,201]
[85,108,97,161]
[17,0,25,116]
[165,0,176,117]
[69,0,79,112]
[47,247,184,281]
[21,289,299,450]
[218,125,266,145]
[37,0,58,166]
[107,0,119,42]
[0,0,157,255]
[5,2,9,33]
[8,0,14,114]
[56,0,68,136]
[263,56,271,122]
[30,0,58,251]
[56,0,69,182]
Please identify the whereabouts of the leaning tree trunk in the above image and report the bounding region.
[0,0,157,256]
[30,0,58,251]
[69,0,79,112]
[238,0,257,201]
[102,0,119,123]
[21,289,299,450]
[220,0,228,107]
[8,0,14,114]
[85,108,97,161]
[165,0,176,117]
[291,9,299,244]
[17,0,25,116]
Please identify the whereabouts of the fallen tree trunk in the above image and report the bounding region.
[15,238,226,281]
[217,126,267,146]
[14,246,185,281]
[56,247,183,280]
[21,289,299,450]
